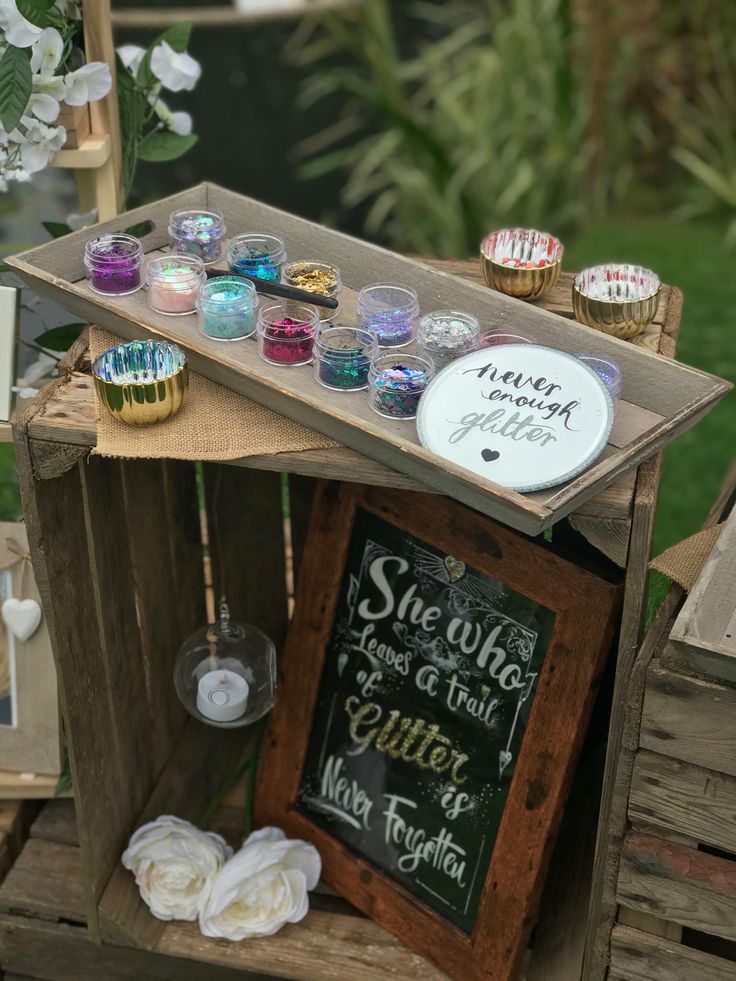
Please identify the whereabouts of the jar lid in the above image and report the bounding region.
[84,233,143,265]
[229,233,287,263]
[146,254,205,290]
[418,310,480,350]
[198,275,258,312]
[356,283,419,316]
[168,208,226,240]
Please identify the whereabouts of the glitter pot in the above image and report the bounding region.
[198,276,259,341]
[368,353,435,420]
[83,234,143,296]
[257,301,319,366]
[417,310,480,370]
[146,255,206,316]
[578,355,622,400]
[573,263,661,340]
[313,325,377,392]
[168,208,227,265]
[480,228,563,299]
[228,234,286,283]
[480,329,535,348]
[92,339,188,426]
[356,283,419,348]
[283,261,342,321]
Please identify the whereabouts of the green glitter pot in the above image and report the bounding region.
[313,324,377,392]
[198,276,259,341]
[417,309,481,370]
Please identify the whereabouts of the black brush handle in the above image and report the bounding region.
[205,268,339,310]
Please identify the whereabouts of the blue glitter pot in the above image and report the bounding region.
[168,208,227,266]
[313,324,377,392]
[198,276,259,341]
[357,283,419,348]
[368,352,435,420]
[228,234,286,283]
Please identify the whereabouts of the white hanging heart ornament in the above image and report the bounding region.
[2,598,42,641]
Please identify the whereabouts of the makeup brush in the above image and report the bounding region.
[205,268,338,310]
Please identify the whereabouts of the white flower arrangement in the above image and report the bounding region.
[123,817,321,941]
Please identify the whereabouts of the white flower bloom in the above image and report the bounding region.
[54,0,81,16]
[27,92,59,123]
[33,73,66,99]
[67,207,97,230]
[122,816,232,922]
[21,352,57,383]
[63,62,112,106]
[30,27,63,74]
[151,97,192,136]
[150,41,201,92]
[20,139,53,173]
[0,0,43,47]
[117,43,145,74]
[199,827,321,941]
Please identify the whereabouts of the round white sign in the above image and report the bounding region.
[416,344,614,493]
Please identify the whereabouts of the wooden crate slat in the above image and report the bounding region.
[610,924,736,981]
[617,832,736,939]
[630,750,736,854]
[30,800,79,848]
[0,839,86,923]
[640,663,736,776]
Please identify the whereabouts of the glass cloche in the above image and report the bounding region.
[174,599,276,728]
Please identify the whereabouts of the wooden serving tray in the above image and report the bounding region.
[8,182,730,534]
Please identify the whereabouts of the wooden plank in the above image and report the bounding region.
[617,832,736,939]
[111,1,359,28]
[0,839,85,923]
[640,664,736,776]
[609,924,736,981]
[51,135,110,169]
[30,800,78,848]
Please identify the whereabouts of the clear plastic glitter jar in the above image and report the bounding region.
[146,255,206,316]
[167,208,227,265]
[83,233,143,295]
[313,324,377,392]
[257,300,319,366]
[198,276,259,341]
[368,353,435,419]
[228,234,286,283]
[480,329,535,348]
[356,283,419,348]
[578,355,622,400]
[417,310,480,370]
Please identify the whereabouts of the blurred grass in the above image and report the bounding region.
[0,446,22,523]
[566,217,735,555]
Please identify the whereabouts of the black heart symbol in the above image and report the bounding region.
[481,448,500,462]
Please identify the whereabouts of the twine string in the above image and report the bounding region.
[0,538,31,600]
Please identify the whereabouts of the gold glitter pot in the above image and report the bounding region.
[92,340,188,426]
[480,228,563,299]
[572,263,661,340]
[283,261,342,321]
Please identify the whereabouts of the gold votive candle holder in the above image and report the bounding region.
[92,340,188,426]
[480,228,563,299]
[572,263,661,340]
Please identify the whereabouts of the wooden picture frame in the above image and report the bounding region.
[255,482,621,981]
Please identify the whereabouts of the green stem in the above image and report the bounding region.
[244,717,268,839]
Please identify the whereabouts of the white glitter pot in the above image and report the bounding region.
[417,310,481,370]
[146,254,206,316]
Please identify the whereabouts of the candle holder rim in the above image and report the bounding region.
[480,227,564,265]
[572,263,661,303]
[92,339,187,385]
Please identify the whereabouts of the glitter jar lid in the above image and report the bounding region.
[356,283,419,319]
[480,228,563,268]
[229,234,287,267]
[257,300,319,340]
[417,310,480,354]
[84,233,143,269]
[145,254,206,291]
[198,276,259,315]
[573,263,660,303]
[578,355,623,399]
[168,208,227,244]
[480,329,535,348]
[283,261,342,297]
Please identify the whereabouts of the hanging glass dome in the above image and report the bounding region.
[173,598,276,728]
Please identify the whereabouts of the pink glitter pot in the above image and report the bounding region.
[480,330,535,348]
[83,234,143,296]
[145,255,206,316]
[257,301,319,366]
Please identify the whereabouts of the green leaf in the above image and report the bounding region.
[15,0,53,27]
[41,221,72,239]
[35,323,86,353]
[0,263,11,273]
[124,220,154,238]
[0,46,32,134]
[137,130,197,162]
[54,762,72,798]
[137,21,193,90]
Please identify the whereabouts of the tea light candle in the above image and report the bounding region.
[196,666,249,723]
[84,234,143,295]
[314,324,377,391]
[356,283,419,348]
[417,310,480,370]
[198,276,259,341]
[578,355,622,399]
[369,353,434,419]
[168,208,227,265]
[228,234,286,283]
[257,301,319,366]
[146,255,206,316]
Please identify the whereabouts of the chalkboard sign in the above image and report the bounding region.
[297,506,555,932]
[256,482,620,981]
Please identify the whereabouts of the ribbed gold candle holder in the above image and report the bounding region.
[572,263,661,340]
[479,228,563,300]
[92,340,188,426]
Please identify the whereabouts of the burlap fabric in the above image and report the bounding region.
[650,524,724,592]
[90,327,339,461]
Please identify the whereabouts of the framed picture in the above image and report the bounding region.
[0,287,19,424]
[255,482,621,981]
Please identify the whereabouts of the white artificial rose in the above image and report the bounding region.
[117,43,146,73]
[122,815,233,922]
[150,40,201,92]
[151,97,192,136]
[30,26,63,74]
[63,62,112,106]
[199,827,321,941]
[0,0,43,47]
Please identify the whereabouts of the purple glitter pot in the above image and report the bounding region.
[83,233,143,296]
[356,283,419,348]
[257,300,319,366]
[368,353,435,420]
[313,324,377,392]
[168,208,227,266]
[417,310,480,370]
[578,355,622,400]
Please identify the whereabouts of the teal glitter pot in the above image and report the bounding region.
[368,352,435,420]
[198,276,259,341]
[228,234,286,283]
[313,324,377,392]
[168,208,227,266]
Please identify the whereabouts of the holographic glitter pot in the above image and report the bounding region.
[314,324,377,392]
[168,208,227,265]
[480,228,563,299]
[356,283,419,348]
[146,255,206,316]
[83,233,143,296]
[369,353,435,419]
[573,264,661,340]
[283,261,342,321]
[228,234,286,283]
[92,340,188,426]
[198,276,259,341]
[257,300,319,366]
[578,355,622,400]
[417,310,480,370]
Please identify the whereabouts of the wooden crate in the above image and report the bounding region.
[6,183,730,534]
